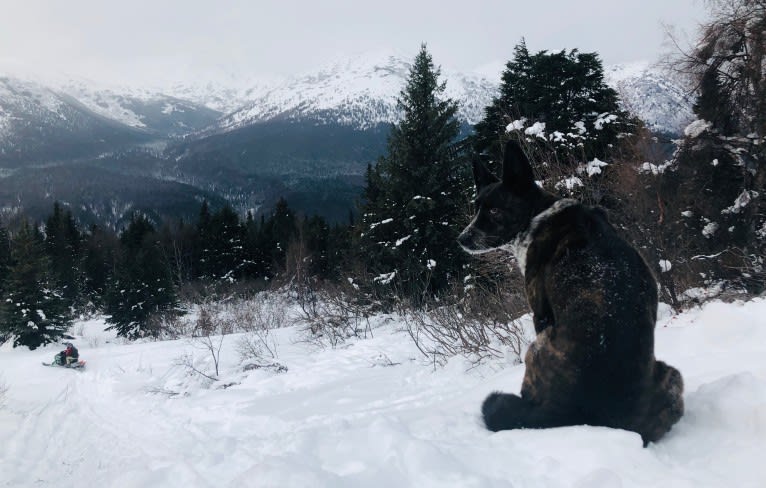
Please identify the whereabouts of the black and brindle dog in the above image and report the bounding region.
[458,141,683,445]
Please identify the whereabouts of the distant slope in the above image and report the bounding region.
[59,80,222,136]
[0,157,227,230]
[0,76,153,167]
[604,61,694,136]
[210,51,497,133]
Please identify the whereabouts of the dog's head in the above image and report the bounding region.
[458,141,551,255]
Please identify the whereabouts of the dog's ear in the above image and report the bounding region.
[472,158,499,189]
[502,140,536,194]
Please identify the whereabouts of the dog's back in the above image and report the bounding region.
[522,202,679,434]
[462,141,683,445]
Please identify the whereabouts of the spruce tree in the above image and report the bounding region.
[359,44,469,301]
[0,221,71,349]
[0,224,10,293]
[258,198,297,277]
[80,224,119,308]
[105,215,177,339]
[44,202,82,307]
[206,205,246,281]
[474,40,635,171]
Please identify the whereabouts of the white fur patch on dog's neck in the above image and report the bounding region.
[504,198,578,276]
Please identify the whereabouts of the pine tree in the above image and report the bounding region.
[474,40,635,172]
[206,205,246,281]
[44,202,82,307]
[80,224,119,308]
[195,200,213,279]
[359,44,469,301]
[105,215,177,339]
[258,198,297,277]
[0,224,12,344]
[0,221,71,349]
[0,224,10,293]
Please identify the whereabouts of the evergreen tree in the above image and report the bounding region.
[44,202,82,306]
[474,40,635,172]
[195,201,214,279]
[243,211,264,279]
[359,44,469,301]
[206,205,246,281]
[0,224,10,293]
[0,221,71,349]
[105,215,177,339]
[258,198,297,277]
[80,224,119,307]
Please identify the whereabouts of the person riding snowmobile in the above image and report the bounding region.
[54,342,79,366]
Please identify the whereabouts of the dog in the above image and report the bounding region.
[458,140,684,445]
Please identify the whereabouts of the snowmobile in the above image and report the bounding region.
[43,342,86,369]
[42,359,86,369]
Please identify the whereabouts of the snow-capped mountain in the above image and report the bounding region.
[200,54,692,137]
[0,75,151,166]
[604,61,694,135]
[212,51,498,133]
[58,79,222,135]
[160,76,282,114]
[0,53,696,226]
[0,72,221,166]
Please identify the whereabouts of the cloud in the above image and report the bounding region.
[0,0,705,84]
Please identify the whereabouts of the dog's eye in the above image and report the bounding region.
[489,208,500,217]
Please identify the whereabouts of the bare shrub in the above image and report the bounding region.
[186,304,234,379]
[404,257,532,366]
[233,297,287,371]
[294,279,376,348]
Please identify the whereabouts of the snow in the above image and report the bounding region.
[702,222,719,238]
[524,121,547,139]
[605,62,694,135]
[214,51,498,132]
[721,190,759,215]
[1,298,766,487]
[555,176,584,191]
[581,158,608,177]
[684,119,712,138]
[506,118,527,132]
[639,161,674,175]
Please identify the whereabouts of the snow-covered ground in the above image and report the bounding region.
[1,298,765,488]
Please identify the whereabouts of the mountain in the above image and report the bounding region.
[604,61,694,136]
[0,75,152,167]
[0,53,695,226]
[58,79,222,136]
[0,73,221,168]
[0,160,228,231]
[210,51,497,133]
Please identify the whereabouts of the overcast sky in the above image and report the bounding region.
[0,0,707,85]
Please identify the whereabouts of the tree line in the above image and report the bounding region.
[1,0,763,349]
[0,199,351,346]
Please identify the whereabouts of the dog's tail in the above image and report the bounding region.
[482,391,564,432]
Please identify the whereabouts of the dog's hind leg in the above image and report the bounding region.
[638,360,684,445]
[482,392,566,431]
